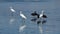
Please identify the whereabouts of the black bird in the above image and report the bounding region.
[37,14,40,18]
[42,14,47,18]
[31,11,40,19]
[31,11,39,16]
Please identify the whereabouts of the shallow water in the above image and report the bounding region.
[0,1,60,34]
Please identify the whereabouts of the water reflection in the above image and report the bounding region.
[19,25,26,32]
[9,18,15,24]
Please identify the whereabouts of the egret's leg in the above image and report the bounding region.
[21,19,25,26]
[11,12,13,17]
[23,19,25,23]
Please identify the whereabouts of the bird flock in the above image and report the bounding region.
[9,6,47,34]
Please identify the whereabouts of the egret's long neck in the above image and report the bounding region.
[41,10,44,15]
[20,11,22,14]
[10,6,12,9]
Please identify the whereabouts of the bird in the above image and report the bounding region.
[31,11,39,16]
[37,10,47,25]
[37,10,47,34]
[39,10,47,18]
[31,11,39,22]
[10,6,16,12]
[19,11,27,32]
[10,6,16,16]
[20,11,27,25]
[20,11,27,20]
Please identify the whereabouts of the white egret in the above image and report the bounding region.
[19,11,27,32]
[9,6,16,24]
[38,10,47,34]
[37,10,47,24]
[10,6,16,12]
[39,10,47,18]
[20,11,27,24]
[10,6,16,16]
[20,11,27,19]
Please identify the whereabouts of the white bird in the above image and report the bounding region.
[10,6,16,12]
[39,10,44,18]
[20,11,27,19]
[9,6,16,16]
[9,6,16,24]
[38,10,47,34]
[39,10,47,18]
[19,11,27,32]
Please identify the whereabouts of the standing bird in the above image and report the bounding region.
[39,10,47,18]
[37,10,47,34]
[31,11,39,22]
[19,11,27,32]
[10,6,16,16]
[31,11,40,19]
[9,6,16,24]
[20,11,27,21]
[10,6,16,12]
[31,11,39,16]
[37,10,47,24]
